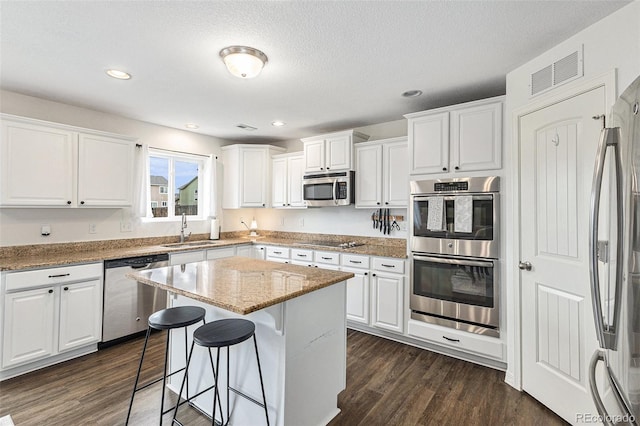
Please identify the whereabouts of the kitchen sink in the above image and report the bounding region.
[161,241,219,248]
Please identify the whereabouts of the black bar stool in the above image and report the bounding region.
[172,318,269,426]
[125,306,207,425]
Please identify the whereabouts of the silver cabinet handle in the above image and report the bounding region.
[381,264,395,268]
[296,254,308,258]
[349,260,362,264]
[589,127,624,350]
[518,261,532,271]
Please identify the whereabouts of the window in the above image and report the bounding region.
[148,149,205,219]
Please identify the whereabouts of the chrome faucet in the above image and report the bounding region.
[180,213,191,243]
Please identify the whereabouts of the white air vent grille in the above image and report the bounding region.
[530,46,583,97]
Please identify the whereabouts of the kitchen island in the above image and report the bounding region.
[128,256,354,426]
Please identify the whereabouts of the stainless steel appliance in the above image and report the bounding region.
[303,171,354,207]
[409,176,500,336]
[589,75,640,422]
[101,253,169,347]
[410,176,500,259]
[411,253,499,336]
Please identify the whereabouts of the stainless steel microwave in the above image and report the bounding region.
[302,171,354,207]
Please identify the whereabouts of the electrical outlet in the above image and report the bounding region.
[89,223,97,234]
[41,224,51,236]
[399,220,408,231]
[120,221,132,232]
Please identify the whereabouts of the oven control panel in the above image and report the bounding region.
[433,181,469,192]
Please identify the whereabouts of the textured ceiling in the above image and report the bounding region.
[0,1,630,142]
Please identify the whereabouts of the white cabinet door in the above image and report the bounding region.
[272,157,288,208]
[77,133,134,206]
[343,267,370,325]
[235,245,254,258]
[371,272,404,333]
[326,135,351,171]
[383,140,408,208]
[1,120,75,206]
[303,139,325,172]
[58,279,102,352]
[288,155,306,207]
[254,245,266,259]
[170,250,206,265]
[241,148,268,207]
[408,112,449,174]
[2,287,55,368]
[355,144,382,208]
[450,101,502,172]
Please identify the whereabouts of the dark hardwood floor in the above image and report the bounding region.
[0,329,565,425]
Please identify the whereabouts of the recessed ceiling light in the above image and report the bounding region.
[271,121,286,127]
[402,90,422,98]
[106,69,131,80]
[185,123,199,129]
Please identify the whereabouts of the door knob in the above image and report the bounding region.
[518,261,532,271]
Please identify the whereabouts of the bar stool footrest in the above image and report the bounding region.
[229,386,267,410]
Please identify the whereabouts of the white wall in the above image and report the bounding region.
[0,90,229,245]
[502,0,640,389]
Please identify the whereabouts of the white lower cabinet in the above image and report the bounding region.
[371,271,404,334]
[342,266,369,324]
[206,246,236,260]
[169,250,205,265]
[1,263,103,373]
[265,246,290,263]
[235,244,254,258]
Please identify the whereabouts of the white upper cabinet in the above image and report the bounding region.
[272,152,306,209]
[405,96,503,175]
[0,115,135,207]
[301,130,368,173]
[355,137,408,208]
[222,144,285,209]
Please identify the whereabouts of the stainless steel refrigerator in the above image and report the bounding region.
[589,74,640,425]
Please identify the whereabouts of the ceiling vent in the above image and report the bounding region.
[236,124,257,131]
[530,46,583,97]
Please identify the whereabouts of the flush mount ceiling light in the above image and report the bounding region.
[185,123,199,129]
[219,46,268,79]
[271,121,286,127]
[106,69,131,80]
[402,89,423,98]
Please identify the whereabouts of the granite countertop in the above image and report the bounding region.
[0,231,407,271]
[128,256,354,315]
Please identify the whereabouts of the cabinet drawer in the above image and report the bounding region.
[372,257,405,274]
[407,319,504,360]
[266,246,290,259]
[290,248,313,262]
[5,263,102,292]
[341,254,369,269]
[170,250,206,265]
[314,251,340,266]
[206,247,236,260]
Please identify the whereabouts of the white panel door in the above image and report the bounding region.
[408,112,449,174]
[355,144,382,208]
[288,155,306,207]
[240,148,267,207]
[450,101,502,172]
[383,140,409,207]
[343,267,369,324]
[272,157,288,208]
[520,86,605,422]
[77,133,134,206]
[303,139,325,172]
[326,135,351,171]
[2,287,55,368]
[1,120,75,206]
[59,280,102,352]
[371,272,404,333]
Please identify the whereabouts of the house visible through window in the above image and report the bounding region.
[148,149,204,218]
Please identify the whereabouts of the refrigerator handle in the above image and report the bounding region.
[589,127,623,350]
[589,350,615,426]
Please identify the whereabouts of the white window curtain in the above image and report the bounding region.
[134,143,151,219]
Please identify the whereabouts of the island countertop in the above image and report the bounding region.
[127,256,354,315]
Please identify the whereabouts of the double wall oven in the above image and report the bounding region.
[410,176,500,337]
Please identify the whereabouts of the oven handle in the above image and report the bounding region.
[412,254,493,268]
[412,195,494,201]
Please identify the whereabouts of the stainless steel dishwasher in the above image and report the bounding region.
[101,253,169,347]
